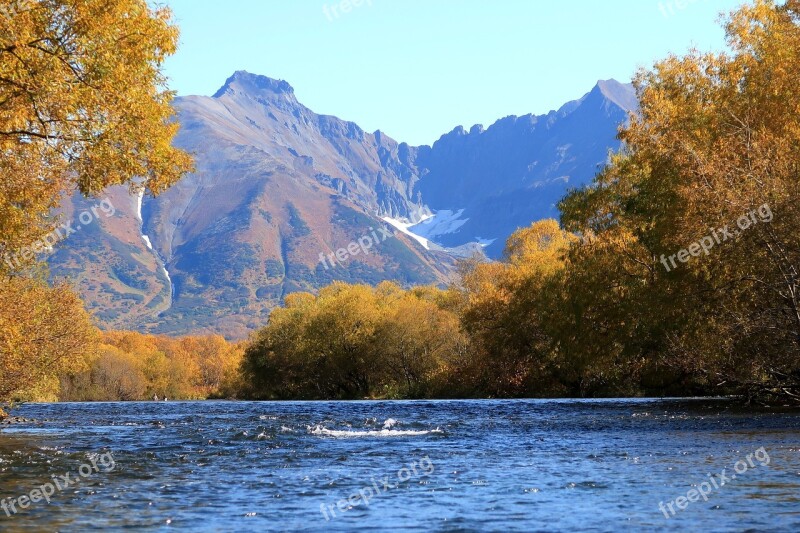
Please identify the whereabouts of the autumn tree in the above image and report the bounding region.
[458,220,578,396]
[0,0,192,411]
[373,282,468,398]
[0,276,97,406]
[59,331,242,401]
[240,283,468,400]
[1,0,192,266]
[560,0,800,401]
[59,344,147,401]
[239,292,317,399]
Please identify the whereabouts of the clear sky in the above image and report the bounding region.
[162,0,746,146]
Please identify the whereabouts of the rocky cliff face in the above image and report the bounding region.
[48,72,636,338]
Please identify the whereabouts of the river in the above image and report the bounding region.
[1,399,799,531]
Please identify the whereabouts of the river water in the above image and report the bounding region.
[1,399,799,531]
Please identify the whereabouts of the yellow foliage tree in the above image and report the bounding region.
[459,220,576,396]
[1,0,192,268]
[240,282,468,399]
[1,0,192,411]
[59,331,243,401]
[560,0,800,401]
[0,276,97,406]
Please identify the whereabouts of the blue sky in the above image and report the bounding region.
[162,0,745,146]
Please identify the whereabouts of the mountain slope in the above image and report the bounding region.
[48,73,636,338]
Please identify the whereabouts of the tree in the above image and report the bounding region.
[378,289,468,398]
[1,0,192,411]
[240,283,468,400]
[59,331,242,401]
[0,276,97,406]
[459,220,576,396]
[59,344,147,401]
[560,0,800,401]
[1,0,193,269]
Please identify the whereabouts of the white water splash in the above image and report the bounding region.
[308,425,442,438]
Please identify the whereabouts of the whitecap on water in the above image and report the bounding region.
[307,425,442,438]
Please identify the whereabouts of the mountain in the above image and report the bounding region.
[48,72,636,338]
[405,79,635,257]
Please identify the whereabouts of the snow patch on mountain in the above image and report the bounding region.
[136,191,152,247]
[382,216,432,250]
[383,210,492,260]
[409,209,469,239]
[384,208,473,251]
[136,191,143,221]
[162,266,172,285]
[136,191,173,308]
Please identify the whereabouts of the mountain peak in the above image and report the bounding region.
[213,71,295,99]
[593,79,638,112]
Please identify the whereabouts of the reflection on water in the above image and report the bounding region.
[1,399,800,531]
